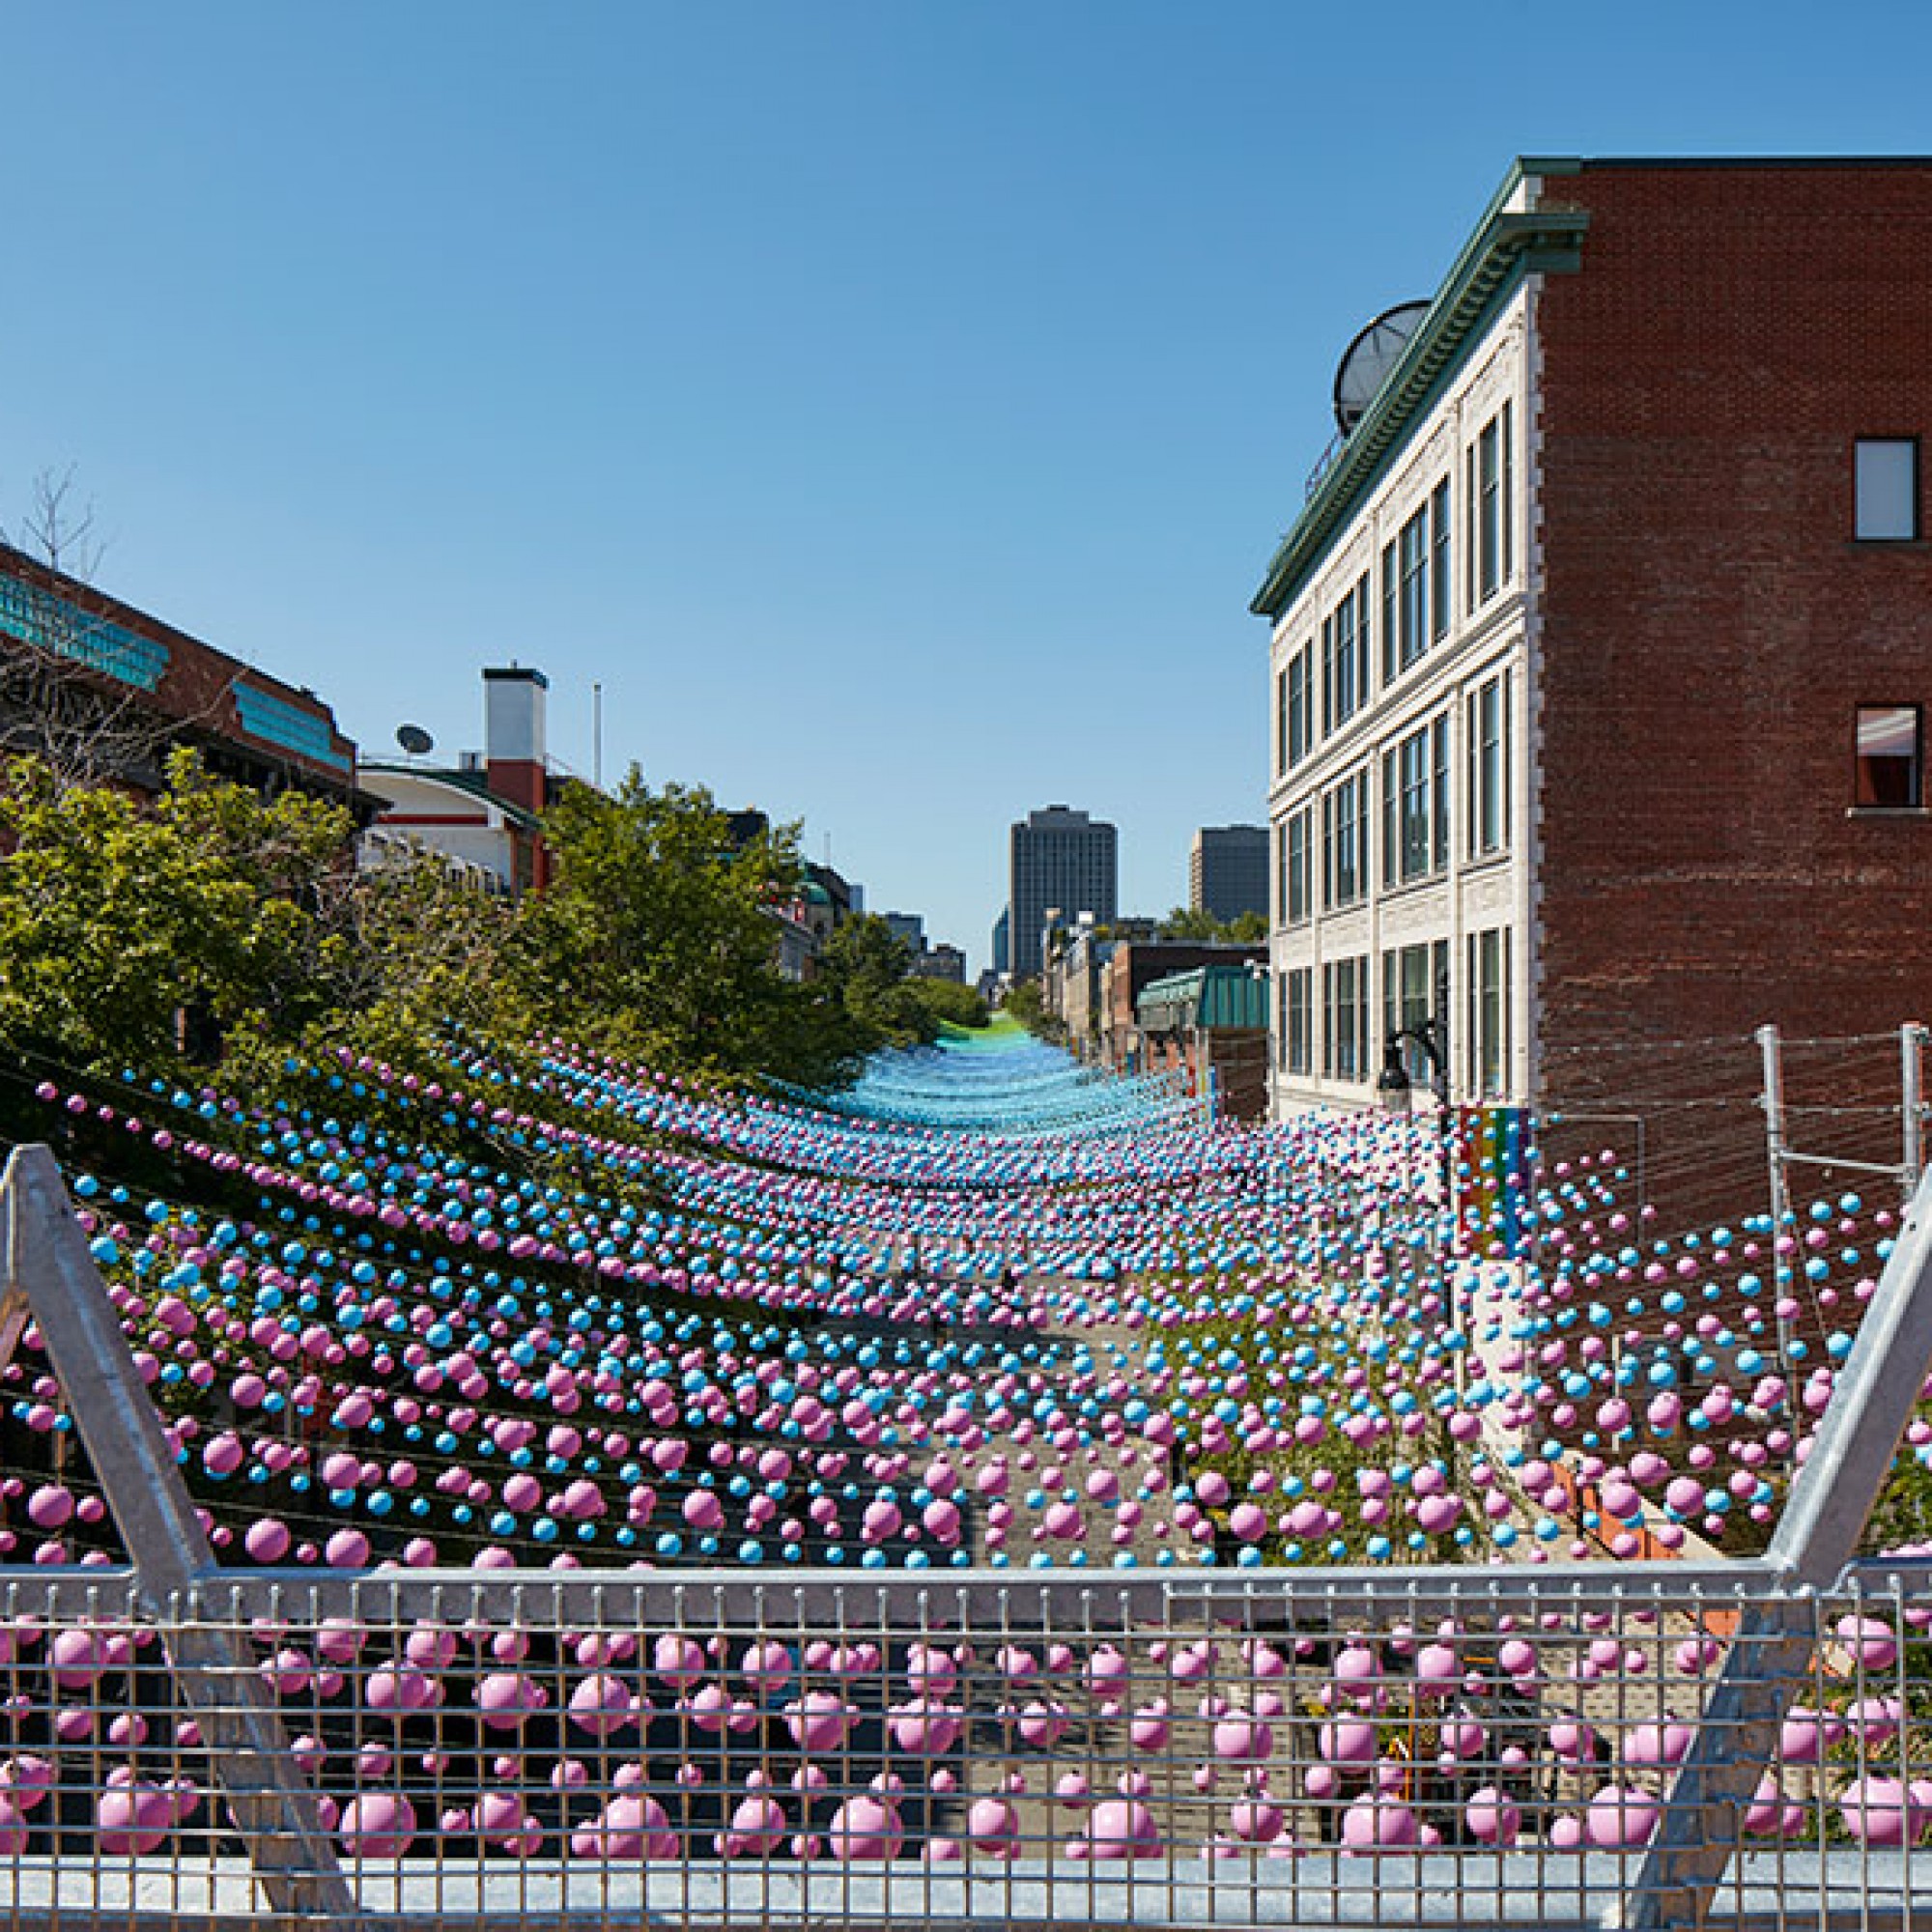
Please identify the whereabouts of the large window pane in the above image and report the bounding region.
[1856,439,1919,541]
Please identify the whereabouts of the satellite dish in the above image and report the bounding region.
[395,724,435,756]
[1333,300,1431,436]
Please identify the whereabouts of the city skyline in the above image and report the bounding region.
[4,4,1930,970]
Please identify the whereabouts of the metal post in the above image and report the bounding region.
[0,1146,362,1926]
[1904,1020,1925,1201]
[1758,1022,1796,1378]
[1624,1164,1932,1929]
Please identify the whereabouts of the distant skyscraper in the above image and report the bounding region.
[991,908,1010,979]
[1009,805,1118,980]
[880,912,925,954]
[1189,825,1268,923]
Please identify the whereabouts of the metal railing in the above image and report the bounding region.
[5,1142,1932,1929]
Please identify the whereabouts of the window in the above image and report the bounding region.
[1286,807,1312,924]
[1398,509,1429,673]
[1275,666,1288,779]
[1381,939,1449,1086]
[1380,541,1399,685]
[1432,714,1450,872]
[1855,703,1922,808]
[1466,670,1512,858]
[1430,479,1452,641]
[1286,966,1312,1075]
[1856,439,1919,541]
[1322,954,1368,1082]
[1322,770,1368,910]
[0,577,174,693]
[1352,573,1372,711]
[1378,714,1450,888]
[1466,926,1511,1099]
[1476,403,1514,600]
[1287,643,1314,767]
[1321,580,1371,734]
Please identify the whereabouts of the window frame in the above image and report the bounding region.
[1476,402,1514,601]
[1855,438,1921,543]
[1322,954,1367,1083]
[1286,807,1312,924]
[1853,701,1924,810]
[1429,478,1452,642]
[1465,925,1512,1099]
[1466,669,1512,859]
[1287,643,1314,769]
[1286,965,1312,1076]
[1378,713,1451,890]
[1398,508,1429,673]
[1322,770,1368,911]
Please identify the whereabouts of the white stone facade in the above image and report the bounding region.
[1264,284,1537,1118]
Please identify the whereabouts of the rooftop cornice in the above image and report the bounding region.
[1250,160,1589,623]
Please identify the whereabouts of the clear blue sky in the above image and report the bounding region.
[5,3,1929,973]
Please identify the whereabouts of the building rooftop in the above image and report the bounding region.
[1249,156,1589,622]
[1138,964,1268,1032]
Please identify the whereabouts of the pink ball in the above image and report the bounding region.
[1340,1793,1418,1854]
[824,1792,903,1861]
[1585,1786,1658,1851]
[97,1777,174,1856]
[474,1672,545,1729]
[966,1795,1019,1856]
[1464,1787,1520,1846]
[1211,1713,1274,1763]
[1228,1502,1268,1542]
[572,1793,678,1860]
[244,1519,292,1564]
[337,1792,418,1860]
[1075,1797,1161,1861]
[889,1701,963,1756]
[26,1487,72,1531]
[721,1794,787,1858]
[784,1691,857,1753]
[324,1529,370,1569]
[1835,1613,1899,1672]
[566,1673,634,1737]
[1840,1776,1925,1846]
[1227,1798,1285,1844]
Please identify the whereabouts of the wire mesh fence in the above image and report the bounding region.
[2,1564,1932,1929]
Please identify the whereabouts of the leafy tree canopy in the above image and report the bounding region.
[1158,906,1267,943]
[0,749,352,1068]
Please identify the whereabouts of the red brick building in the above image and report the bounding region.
[0,538,359,807]
[1254,158,1932,1203]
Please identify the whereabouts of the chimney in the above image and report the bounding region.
[483,667,548,814]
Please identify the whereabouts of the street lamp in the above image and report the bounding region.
[1377,969,1450,1118]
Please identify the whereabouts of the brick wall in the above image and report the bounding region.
[1535,162,1932,1071]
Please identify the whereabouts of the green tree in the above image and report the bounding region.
[905,976,989,1031]
[0,749,353,1068]
[309,844,529,1074]
[512,770,868,1086]
[1002,976,1065,1044]
[817,914,934,1049]
[1158,905,1267,943]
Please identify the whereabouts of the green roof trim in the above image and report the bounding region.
[1250,159,1589,622]
[1138,965,1267,1032]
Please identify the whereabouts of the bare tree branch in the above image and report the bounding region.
[0,469,242,798]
